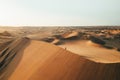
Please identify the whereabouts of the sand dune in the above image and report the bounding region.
[87,40,103,47]
[0,38,120,80]
[0,31,12,36]
[0,40,13,52]
[61,31,79,39]
[51,38,60,45]
[59,40,120,63]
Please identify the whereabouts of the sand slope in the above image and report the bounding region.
[61,31,79,39]
[0,38,120,80]
[59,40,120,63]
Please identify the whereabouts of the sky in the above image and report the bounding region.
[0,0,120,26]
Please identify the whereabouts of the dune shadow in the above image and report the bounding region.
[0,38,31,80]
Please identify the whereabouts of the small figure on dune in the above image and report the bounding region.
[65,47,67,50]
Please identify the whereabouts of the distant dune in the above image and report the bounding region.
[61,31,79,39]
[0,38,120,80]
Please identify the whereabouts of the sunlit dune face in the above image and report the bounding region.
[87,40,102,47]
[59,40,120,63]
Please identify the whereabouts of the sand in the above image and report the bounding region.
[61,31,79,39]
[59,40,120,63]
[51,38,60,44]
[0,38,120,80]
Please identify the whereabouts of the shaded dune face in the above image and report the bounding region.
[0,38,120,80]
[0,37,30,80]
[89,36,105,45]
[0,40,13,52]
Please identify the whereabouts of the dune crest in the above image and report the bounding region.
[0,38,120,80]
[61,31,79,39]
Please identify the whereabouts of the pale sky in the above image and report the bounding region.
[0,0,120,26]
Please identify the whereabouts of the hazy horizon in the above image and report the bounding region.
[0,0,120,26]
